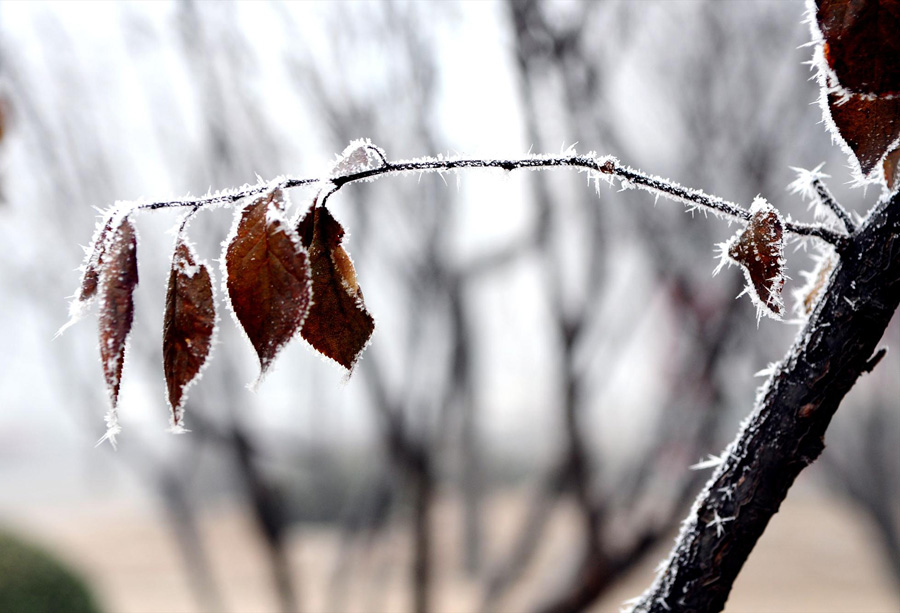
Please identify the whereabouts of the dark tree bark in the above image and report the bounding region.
[631,189,900,612]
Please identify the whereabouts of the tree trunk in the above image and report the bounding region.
[631,189,900,612]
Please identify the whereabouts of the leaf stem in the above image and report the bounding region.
[178,205,201,234]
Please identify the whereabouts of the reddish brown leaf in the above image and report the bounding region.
[813,1,900,178]
[883,146,900,191]
[59,216,117,338]
[297,204,374,371]
[726,198,785,320]
[81,264,101,304]
[98,218,139,407]
[163,238,215,428]
[816,0,900,96]
[225,189,311,380]
[827,92,900,176]
[80,218,114,303]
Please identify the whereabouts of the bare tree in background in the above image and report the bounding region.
[822,315,900,590]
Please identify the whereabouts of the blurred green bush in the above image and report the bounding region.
[0,530,100,613]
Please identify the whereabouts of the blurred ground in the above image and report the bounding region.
[2,482,896,613]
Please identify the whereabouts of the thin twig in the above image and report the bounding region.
[812,175,856,233]
[124,154,846,247]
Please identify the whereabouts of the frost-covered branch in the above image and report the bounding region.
[125,150,847,247]
[811,175,856,233]
[626,187,900,613]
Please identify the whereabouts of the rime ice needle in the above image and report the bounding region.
[706,511,734,538]
[689,454,725,471]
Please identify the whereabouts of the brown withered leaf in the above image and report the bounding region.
[816,0,900,97]
[827,92,900,176]
[225,189,311,380]
[79,217,114,303]
[163,238,215,427]
[98,218,139,407]
[727,198,786,320]
[297,204,374,371]
[883,146,900,192]
[797,252,838,318]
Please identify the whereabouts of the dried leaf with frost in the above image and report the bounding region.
[163,237,216,430]
[716,197,786,320]
[296,203,374,372]
[331,138,386,178]
[80,218,114,303]
[825,92,900,177]
[96,217,139,447]
[883,146,900,192]
[793,249,838,319]
[57,217,115,336]
[815,0,900,97]
[811,0,900,181]
[224,189,311,384]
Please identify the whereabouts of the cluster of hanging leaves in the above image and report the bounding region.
[68,3,900,441]
[66,185,373,443]
[814,0,900,189]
